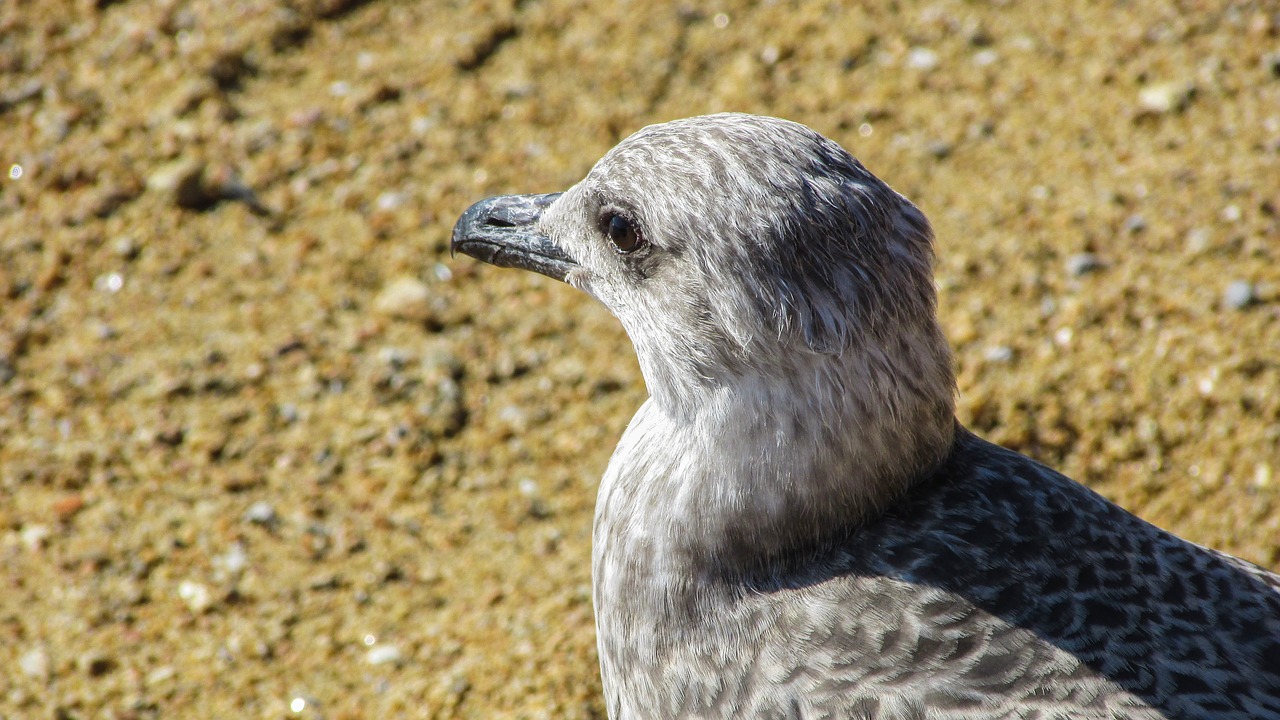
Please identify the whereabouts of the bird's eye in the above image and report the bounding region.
[602,212,644,253]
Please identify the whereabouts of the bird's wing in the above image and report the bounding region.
[728,432,1280,719]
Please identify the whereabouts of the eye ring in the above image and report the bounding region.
[600,211,645,253]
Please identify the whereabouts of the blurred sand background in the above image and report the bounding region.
[1,0,1278,717]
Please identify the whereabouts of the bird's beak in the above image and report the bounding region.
[450,192,576,282]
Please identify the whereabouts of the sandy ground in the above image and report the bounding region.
[0,0,1277,717]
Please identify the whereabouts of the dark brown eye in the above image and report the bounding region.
[602,212,643,253]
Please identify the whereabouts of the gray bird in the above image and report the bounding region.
[452,113,1280,719]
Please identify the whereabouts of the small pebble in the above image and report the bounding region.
[374,277,433,322]
[498,404,529,433]
[445,673,471,696]
[1254,464,1272,489]
[376,190,408,211]
[90,319,117,340]
[286,106,324,129]
[277,403,300,424]
[1066,253,1104,277]
[906,47,939,71]
[926,140,953,159]
[1223,280,1256,310]
[53,493,86,520]
[178,580,214,613]
[243,501,278,525]
[972,49,999,66]
[983,345,1015,363]
[113,236,140,259]
[366,644,403,666]
[19,647,50,680]
[215,543,249,576]
[378,346,413,367]
[1138,81,1194,115]
[147,158,213,210]
[147,666,177,685]
[147,159,267,214]
[1124,214,1146,234]
[422,343,465,379]
[95,272,125,293]
[1184,227,1211,253]
[20,524,51,551]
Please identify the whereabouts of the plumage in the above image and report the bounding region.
[452,113,1280,719]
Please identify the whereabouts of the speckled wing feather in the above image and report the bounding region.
[604,431,1280,719]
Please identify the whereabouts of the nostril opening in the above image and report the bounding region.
[487,215,516,228]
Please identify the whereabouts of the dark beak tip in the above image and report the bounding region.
[449,192,574,282]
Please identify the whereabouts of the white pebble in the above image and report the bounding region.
[498,404,529,432]
[1066,253,1104,277]
[178,580,213,613]
[983,345,1014,363]
[244,501,278,525]
[216,543,249,575]
[972,49,999,67]
[376,190,407,211]
[1184,227,1211,253]
[1223,280,1256,310]
[146,665,177,685]
[95,272,125,293]
[20,524,51,551]
[374,277,433,322]
[1138,81,1194,114]
[1254,464,1272,489]
[366,644,403,665]
[19,647,50,680]
[906,47,939,71]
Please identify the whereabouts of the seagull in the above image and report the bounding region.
[451,113,1280,719]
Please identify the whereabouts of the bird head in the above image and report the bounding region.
[454,114,951,422]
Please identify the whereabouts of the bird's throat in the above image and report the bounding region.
[594,349,956,587]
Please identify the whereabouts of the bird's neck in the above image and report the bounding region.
[594,342,956,587]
